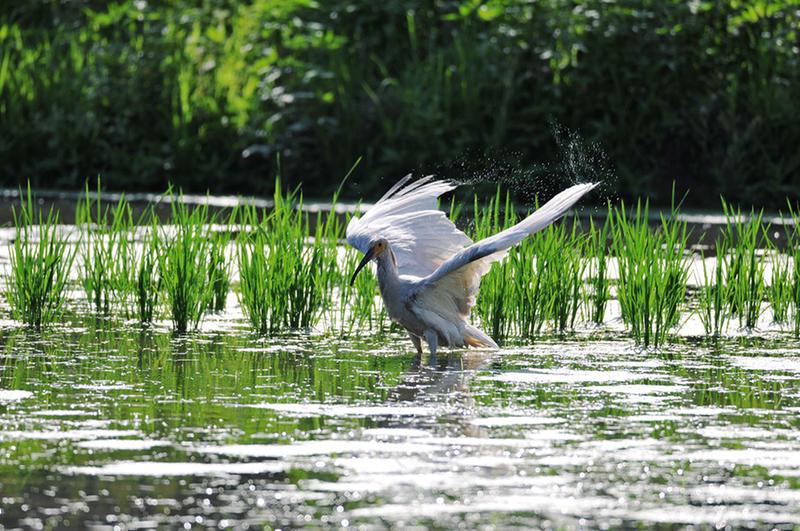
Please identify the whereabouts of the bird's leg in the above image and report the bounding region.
[423,329,438,357]
[409,333,423,355]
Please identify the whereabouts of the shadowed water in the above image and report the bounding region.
[1,321,800,529]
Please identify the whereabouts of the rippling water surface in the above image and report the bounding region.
[2,319,800,529]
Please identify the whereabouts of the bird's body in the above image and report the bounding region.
[347,177,596,355]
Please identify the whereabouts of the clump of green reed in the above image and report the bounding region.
[612,199,689,347]
[768,248,792,325]
[206,208,238,313]
[235,218,270,334]
[332,246,382,334]
[761,215,793,328]
[76,184,134,313]
[473,189,585,339]
[326,207,384,335]
[474,189,517,340]
[697,239,732,337]
[583,214,611,325]
[508,236,547,338]
[5,185,75,329]
[785,203,800,337]
[207,233,230,312]
[158,198,215,333]
[792,249,800,338]
[531,221,585,334]
[134,214,162,324]
[316,159,384,334]
[237,181,337,334]
[298,206,339,331]
[77,184,167,323]
[721,201,767,329]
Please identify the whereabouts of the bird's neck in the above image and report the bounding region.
[375,248,400,287]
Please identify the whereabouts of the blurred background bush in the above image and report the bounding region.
[1,0,798,206]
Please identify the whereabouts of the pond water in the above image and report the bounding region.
[2,316,800,529]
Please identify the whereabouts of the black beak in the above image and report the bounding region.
[350,247,376,286]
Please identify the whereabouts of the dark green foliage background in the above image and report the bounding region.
[1,1,798,206]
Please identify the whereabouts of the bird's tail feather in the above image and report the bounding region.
[464,324,499,349]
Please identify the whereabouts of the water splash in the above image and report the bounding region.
[433,124,616,210]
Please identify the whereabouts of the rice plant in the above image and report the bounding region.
[471,190,587,338]
[534,221,585,334]
[236,220,271,334]
[509,237,549,338]
[237,181,335,334]
[768,249,792,325]
[785,203,800,337]
[331,245,382,334]
[612,200,689,347]
[316,160,385,334]
[763,215,793,327]
[583,214,611,325]
[207,233,230,312]
[472,189,586,339]
[474,189,517,340]
[791,250,800,337]
[206,208,238,313]
[721,201,766,329]
[76,184,133,314]
[158,198,214,333]
[697,239,731,337]
[327,207,385,335]
[134,215,162,324]
[5,185,75,329]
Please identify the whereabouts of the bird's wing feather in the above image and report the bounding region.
[416,182,598,291]
[346,176,472,278]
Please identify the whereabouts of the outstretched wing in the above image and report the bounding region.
[419,182,598,289]
[346,175,471,278]
[410,182,598,321]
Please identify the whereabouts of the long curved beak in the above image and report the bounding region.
[350,247,376,286]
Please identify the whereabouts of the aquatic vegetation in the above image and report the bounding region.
[526,221,585,335]
[473,190,585,339]
[549,223,585,333]
[206,210,237,313]
[786,204,800,337]
[235,219,272,335]
[329,205,384,335]
[697,240,732,337]
[6,178,800,344]
[5,185,75,329]
[207,236,230,313]
[721,201,767,330]
[508,238,547,338]
[792,248,800,338]
[237,181,335,334]
[612,200,689,347]
[158,198,215,333]
[331,247,380,334]
[134,216,162,324]
[768,249,792,325]
[77,184,143,317]
[474,190,517,340]
[583,215,611,326]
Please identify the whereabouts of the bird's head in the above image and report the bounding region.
[350,238,389,285]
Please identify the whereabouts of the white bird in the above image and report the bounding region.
[347,176,597,355]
